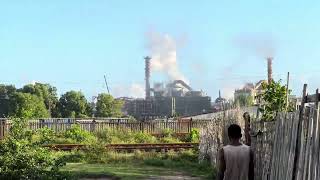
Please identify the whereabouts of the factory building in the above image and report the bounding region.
[122,57,212,120]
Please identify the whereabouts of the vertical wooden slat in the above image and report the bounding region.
[293,84,307,180]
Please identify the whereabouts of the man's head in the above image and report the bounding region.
[228,124,242,140]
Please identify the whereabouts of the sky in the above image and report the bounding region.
[1,1,320,100]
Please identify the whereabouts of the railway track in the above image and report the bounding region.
[44,143,199,151]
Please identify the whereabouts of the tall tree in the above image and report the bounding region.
[0,85,16,118]
[96,93,124,117]
[9,92,50,119]
[58,91,90,118]
[19,83,58,117]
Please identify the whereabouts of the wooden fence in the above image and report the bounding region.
[251,84,320,180]
[0,118,210,140]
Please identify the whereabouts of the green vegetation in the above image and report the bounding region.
[58,90,92,118]
[0,119,210,179]
[59,149,214,179]
[0,118,67,179]
[96,93,124,117]
[234,94,254,107]
[257,80,291,121]
[32,126,189,145]
[9,92,50,119]
[0,82,124,119]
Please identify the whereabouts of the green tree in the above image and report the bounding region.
[19,83,58,117]
[0,85,16,118]
[58,91,90,118]
[257,80,289,121]
[96,93,124,117]
[234,94,254,107]
[9,92,50,119]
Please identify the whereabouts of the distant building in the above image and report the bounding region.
[234,80,266,105]
[122,80,212,120]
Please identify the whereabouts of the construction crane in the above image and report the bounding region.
[104,75,110,94]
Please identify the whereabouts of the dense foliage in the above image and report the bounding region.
[0,83,124,119]
[58,91,91,118]
[9,92,50,119]
[0,118,67,179]
[96,93,124,117]
[19,83,59,117]
[257,80,291,121]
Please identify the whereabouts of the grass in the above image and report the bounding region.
[62,161,213,180]
[58,149,215,179]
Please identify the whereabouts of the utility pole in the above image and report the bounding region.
[104,75,110,94]
[286,72,290,111]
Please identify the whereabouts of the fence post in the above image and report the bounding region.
[0,119,5,140]
[292,84,307,180]
[91,118,96,132]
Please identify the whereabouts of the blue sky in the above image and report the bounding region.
[1,1,320,99]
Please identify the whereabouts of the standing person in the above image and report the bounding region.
[217,124,254,180]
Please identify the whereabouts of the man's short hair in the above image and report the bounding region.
[228,124,242,139]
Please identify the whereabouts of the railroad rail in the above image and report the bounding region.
[44,143,199,151]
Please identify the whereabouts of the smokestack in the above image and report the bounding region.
[145,56,151,99]
[267,57,273,84]
[219,90,221,99]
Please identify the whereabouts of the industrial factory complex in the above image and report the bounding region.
[118,56,281,120]
[121,56,212,120]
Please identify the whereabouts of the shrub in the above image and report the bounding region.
[161,128,174,138]
[186,128,200,143]
[160,137,181,143]
[95,128,133,144]
[95,128,158,144]
[32,127,56,145]
[0,118,67,179]
[133,132,157,143]
[64,125,96,143]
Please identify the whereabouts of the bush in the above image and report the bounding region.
[160,137,182,143]
[64,125,96,143]
[161,128,174,138]
[186,128,200,143]
[133,132,157,143]
[32,127,56,145]
[95,128,158,144]
[0,118,67,179]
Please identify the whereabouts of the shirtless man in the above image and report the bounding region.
[218,124,254,180]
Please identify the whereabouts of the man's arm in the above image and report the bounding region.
[217,148,226,180]
[249,148,254,180]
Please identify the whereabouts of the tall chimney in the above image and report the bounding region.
[144,56,151,99]
[267,57,273,84]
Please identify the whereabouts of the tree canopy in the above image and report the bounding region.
[9,92,49,119]
[0,85,17,118]
[95,93,124,117]
[19,83,58,117]
[0,83,125,119]
[58,91,91,118]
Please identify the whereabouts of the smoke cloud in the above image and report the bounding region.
[145,30,188,83]
[113,83,144,98]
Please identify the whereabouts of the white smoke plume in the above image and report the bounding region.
[145,30,188,83]
[113,83,144,98]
